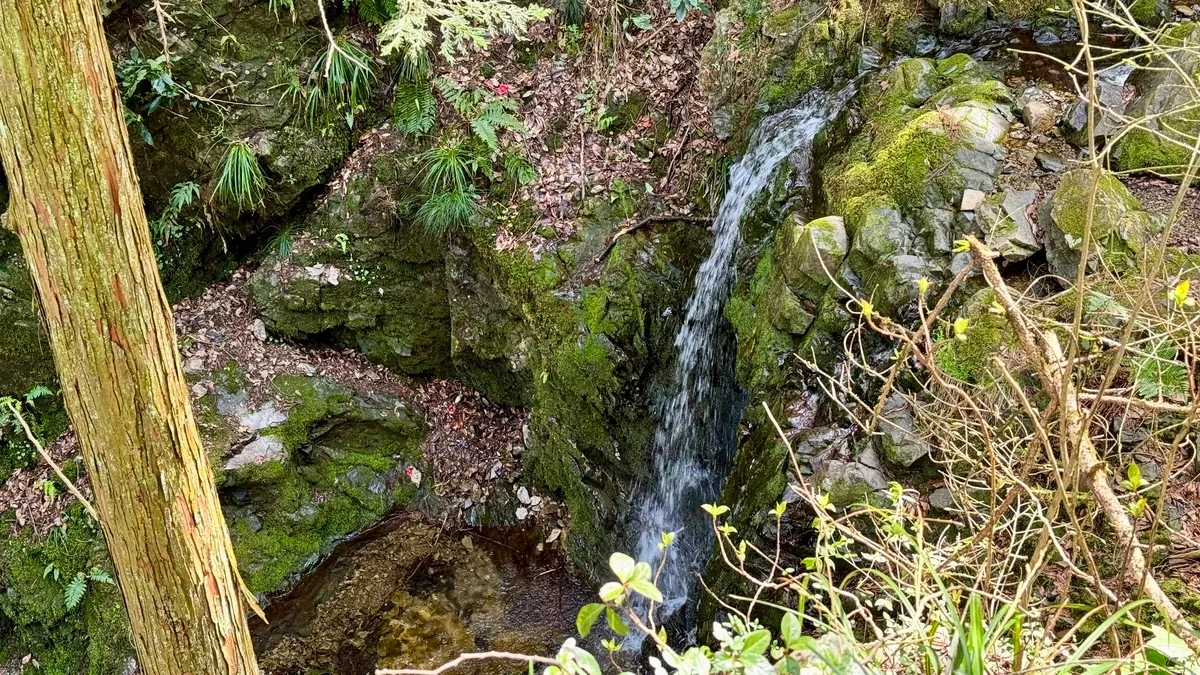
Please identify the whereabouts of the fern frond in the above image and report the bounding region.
[394,79,437,135]
[64,573,87,610]
[378,0,551,64]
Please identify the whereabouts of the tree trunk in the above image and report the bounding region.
[0,2,262,674]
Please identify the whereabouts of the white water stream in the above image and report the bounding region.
[631,86,856,624]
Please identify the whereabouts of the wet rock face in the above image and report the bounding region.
[1115,22,1200,177]
[1039,169,1163,280]
[104,0,392,298]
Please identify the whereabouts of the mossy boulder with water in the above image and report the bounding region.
[450,197,709,576]
[699,0,924,142]
[1038,169,1162,281]
[726,214,847,394]
[217,374,427,595]
[249,146,452,376]
[1114,22,1200,178]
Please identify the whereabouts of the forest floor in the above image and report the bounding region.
[0,270,566,540]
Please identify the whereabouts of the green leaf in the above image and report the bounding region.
[1146,625,1194,661]
[64,573,87,610]
[609,552,636,583]
[741,629,771,655]
[576,603,605,637]
[87,568,114,585]
[701,504,729,518]
[599,581,625,603]
[780,613,802,650]
[605,607,629,636]
[565,643,603,675]
[630,561,653,583]
[628,578,663,603]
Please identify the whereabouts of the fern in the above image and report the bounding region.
[88,568,115,586]
[355,0,397,25]
[378,0,551,64]
[394,79,437,135]
[213,140,265,210]
[502,152,537,186]
[64,573,87,610]
[470,100,525,153]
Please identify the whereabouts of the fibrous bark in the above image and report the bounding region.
[0,1,262,673]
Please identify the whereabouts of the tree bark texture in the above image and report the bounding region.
[0,1,262,673]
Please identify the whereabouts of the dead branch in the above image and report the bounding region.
[594,214,714,263]
[376,652,559,675]
[966,236,1200,651]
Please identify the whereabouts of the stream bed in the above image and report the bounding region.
[250,512,590,674]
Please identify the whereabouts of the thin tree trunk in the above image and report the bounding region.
[0,1,262,673]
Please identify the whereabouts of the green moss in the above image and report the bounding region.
[214,360,247,395]
[225,376,426,595]
[0,237,57,398]
[0,508,133,675]
[934,289,1014,383]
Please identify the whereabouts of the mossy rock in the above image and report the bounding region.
[221,375,428,595]
[0,507,134,675]
[103,0,396,298]
[1114,22,1200,178]
[0,231,56,399]
[933,288,1017,383]
[249,148,452,376]
[1038,169,1163,280]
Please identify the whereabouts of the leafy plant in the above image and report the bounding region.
[668,0,709,20]
[213,140,265,210]
[355,0,398,25]
[309,39,375,128]
[435,78,527,153]
[1128,336,1189,401]
[394,78,438,135]
[378,0,550,64]
[64,568,115,610]
[115,47,183,145]
[150,181,201,250]
[267,228,295,259]
[416,136,481,233]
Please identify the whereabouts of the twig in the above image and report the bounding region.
[375,651,558,675]
[966,236,1200,651]
[594,214,713,263]
[151,0,173,67]
[4,401,99,522]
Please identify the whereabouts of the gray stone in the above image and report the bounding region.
[224,436,287,471]
[876,394,930,467]
[241,402,287,432]
[813,459,890,509]
[1035,153,1066,172]
[251,318,268,342]
[1114,23,1200,175]
[1021,99,1057,134]
[778,214,849,302]
[929,487,956,511]
[246,514,263,533]
[979,190,1041,262]
[960,189,986,211]
[1066,66,1132,142]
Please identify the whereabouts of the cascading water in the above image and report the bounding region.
[631,85,857,626]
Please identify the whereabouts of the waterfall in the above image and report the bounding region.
[631,85,856,623]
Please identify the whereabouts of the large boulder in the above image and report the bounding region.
[1038,169,1163,280]
[202,372,428,595]
[1114,22,1200,178]
[249,143,452,376]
